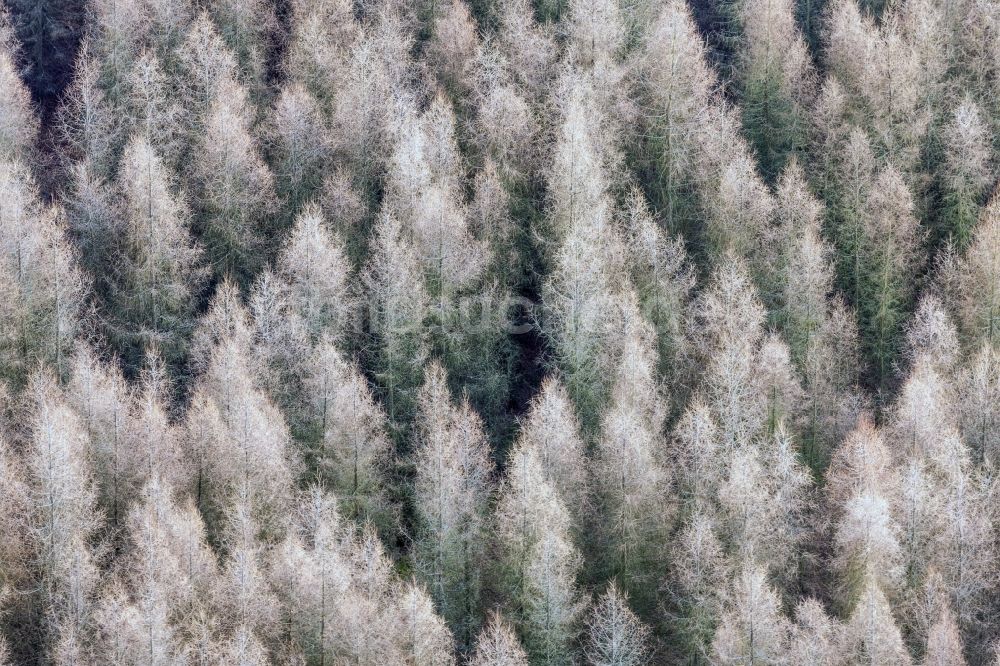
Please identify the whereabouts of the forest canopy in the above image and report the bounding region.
[0,0,998,663]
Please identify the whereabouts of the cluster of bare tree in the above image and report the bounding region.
[0,0,997,662]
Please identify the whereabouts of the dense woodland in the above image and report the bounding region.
[0,0,996,663]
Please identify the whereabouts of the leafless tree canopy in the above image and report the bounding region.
[0,0,997,662]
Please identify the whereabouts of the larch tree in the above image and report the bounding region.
[114,134,205,370]
[592,294,670,608]
[842,577,913,666]
[274,203,355,346]
[890,354,956,460]
[566,0,625,73]
[64,346,135,529]
[56,45,121,180]
[0,429,33,661]
[928,432,996,634]
[710,561,790,665]
[268,487,395,664]
[809,74,851,199]
[544,74,614,253]
[493,437,575,635]
[470,159,519,283]
[923,603,967,666]
[521,529,586,665]
[947,195,1000,349]
[639,0,716,234]
[737,0,814,181]
[493,438,586,662]
[187,277,251,376]
[0,161,86,384]
[206,0,275,98]
[905,294,961,375]
[824,0,926,168]
[495,0,557,100]
[565,0,630,128]
[126,51,185,171]
[584,583,650,666]
[722,422,810,586]
[25,371,100,657]
[940,98,992,250]
[122,351,186,498]
[0,13,37,162]
[191,75,276,286]
[425,0,478,97]
[512,376,589,529]
[826,126,876,308]
[246,268,311,415]
[362,211,431,429]
[774,159,830,325]
[215,482,281,650]
[329,8,416,197]
[896,456,939,589]
[858,166,923,390]
[267,83,331,218]
[665,512,728,659]
[702,148,775,268]
[468,613,530,666]
[82,0,146,128]
[177,13,240,135]
[956,343,1000,462]
[671,397,723,517]
[470,42,539,183]
[775,164,862,464]
[688,255,768,450]
[826,417,903,605]
[385,95,512,427]
[540,138,623,429]
[301,340,392,527]
[756,335,804,438]
[184,285,298,536]
[412,362,493,648]
[620,187,695,395]
[95,475,217,664]
[283,0,356,105]
[785,598,844,665]
[394,581,456,665]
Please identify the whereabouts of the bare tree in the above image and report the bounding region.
[276,204,355,345]
[469,613,530,666]
[513,377,588,528]
[688,255,767,450]
[302,341,392,525]
[858,166,924,389]
[0,12,36,161]
[639,0,716,233]
[25,371,100,657]
[362,211,431,426]
[945,196,1000,349]
[584,583,650,666]
[940,98,992,250]
[621,187,695,395]
[267,84,332,215]
[737,0,815,179]
[192,76,276,285]
[412,362,492,648]
[593,293,670,603]
[786,598,844,665]
[0,162,86,384]
[114,134,205,368]
[711,561,789,665]
[842,577,913,666]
